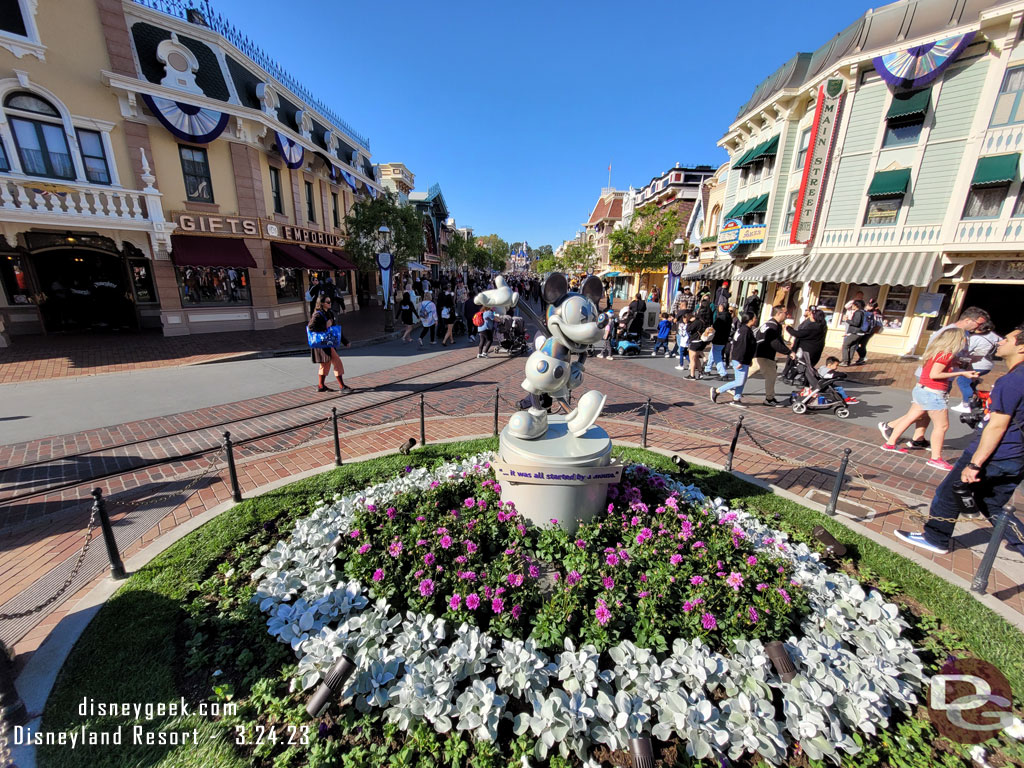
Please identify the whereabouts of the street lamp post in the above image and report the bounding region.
[376,225,394,333]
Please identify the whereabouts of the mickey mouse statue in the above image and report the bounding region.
[506,274,608,440]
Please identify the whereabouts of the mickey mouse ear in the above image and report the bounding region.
[579,276,603,305]
[542,273,568,305]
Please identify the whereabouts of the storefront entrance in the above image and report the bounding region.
[962,283,1020,335]
[31,248,137,333]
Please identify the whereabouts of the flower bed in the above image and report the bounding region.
[254,453,927,765]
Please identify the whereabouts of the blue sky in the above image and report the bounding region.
[212,0,874,247]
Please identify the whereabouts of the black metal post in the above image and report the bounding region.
[641,397,651,448]
[332,407,342,467]
[419,393,426,446]
[825,448,852,516]
[223,431,242,503]
[0,643,27,727]
[726,416,744,472]
[493,387,500,437]
[91,489,126,580]
[971,503,1014,594]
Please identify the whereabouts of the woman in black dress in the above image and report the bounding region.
[398,291,415,343]
[308,295,351,393]
[439,293,455,346]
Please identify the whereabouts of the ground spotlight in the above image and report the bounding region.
[329,534,343,551]
[812,525,847,557]
[629,735,654,768]
[671,455,686,473]
[764,640,797,683]
[305,655,356,718]
[399,438,417,455]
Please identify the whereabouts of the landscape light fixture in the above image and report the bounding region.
[305,655,356,718]
[671,455,686,473]
[329,534,343,550]
[812,525,847,558]
[399,438,417,455]
[629,736,655,768]
[764,640,797,683]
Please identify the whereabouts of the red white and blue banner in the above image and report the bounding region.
[141,94,229,144]
[338,168,358,192]
[874,32,975,89]
[274,131,305,169]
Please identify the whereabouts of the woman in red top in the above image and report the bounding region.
[879,328,978,470]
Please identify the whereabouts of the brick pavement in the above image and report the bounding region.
[4,346,1023,675]
[0,305,398,384]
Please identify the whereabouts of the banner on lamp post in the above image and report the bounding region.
[376,252,393,307]
[791,78,846,245]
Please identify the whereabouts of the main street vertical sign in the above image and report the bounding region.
[791,78,846,245]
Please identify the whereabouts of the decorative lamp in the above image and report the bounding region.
[765,640,797,683]
[305,655,356,718]
[629,736,655,768]
[812,525,847,557]
[399,438,417,455]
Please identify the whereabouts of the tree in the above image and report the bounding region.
[476,234,510,271]
[562,239,598,275]
[608,203,681,293]
[343,191,424,270]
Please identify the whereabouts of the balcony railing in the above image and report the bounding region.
[0,178,152,222]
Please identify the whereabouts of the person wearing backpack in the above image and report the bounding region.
[476,306,495,358]
[855,298,884,363]
[418,292,438,346]
[841,299,870,366]
[951,322,1002,413]
[463,295,478,343]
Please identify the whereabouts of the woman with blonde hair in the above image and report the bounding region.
[878,328,978,470]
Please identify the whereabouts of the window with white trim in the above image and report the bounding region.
[0,136,9,172]
[991,66,1024,127]
[782,191,798,233]
[5,92,74,179]
[0,0,27,37]
[75,129,110,184]
[962,185,1007,219]
[794,128,811,171]
[864,197,901,226]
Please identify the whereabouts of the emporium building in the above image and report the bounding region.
[0,0,381,345]
[707,0,1024,353]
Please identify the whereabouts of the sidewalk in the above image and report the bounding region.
[4,347,1023,682]
[0,305,398,384]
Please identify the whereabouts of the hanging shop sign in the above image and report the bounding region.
[791,78,846,245]
[717,218,742,254]
[261,220,345,248]
[971,259,1024,281]
[173,211,260,237]
[738,225,766,244]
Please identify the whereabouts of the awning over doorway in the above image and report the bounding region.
[306,245,357,270]
[405,261,428,271]
[169,235,256,268]
[686,261,734,281]
[271,242,331,270]
[733,252,808,283]
[801,251,941,287]
[599,269,621,277]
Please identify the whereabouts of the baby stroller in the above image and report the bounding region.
[780,354,809,387]
[787,351,852,419]
[497,315,528,356]
[452,315,467,338]
[959,379,992,429]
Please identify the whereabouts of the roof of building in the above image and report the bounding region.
[733,0,1016,122]
[587,194,624,225]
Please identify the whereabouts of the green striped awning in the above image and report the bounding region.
[866,168,911,198]
[886,88,931,121]
[801,252,941,288]
[733,253,808,283]
[750,134,779,161]
[731,147,757,169]
[971,153,1019,186]
[745,193,770,214]
[723,199,748,219]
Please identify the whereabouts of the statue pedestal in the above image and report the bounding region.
[495,417,619,534]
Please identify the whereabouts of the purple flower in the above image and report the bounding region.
[725,572,744,591]
[483,585,493,598]
[423,552,436,567]
[640,573,648,582]
[550,518,559,525]
[575,539,587,549]
[388,541,403,558]
[507,573,524,587]
[366,504,377,512]
[448,593,461,610]
[606,553,620,567]
[415,515,425,522]
[638,590,650,598]
[405,466,412,473]
[748,606,759,623]
[566,570,581,586]
[528,564,540,579]
[455,555,467,564]
[746,556,758,566]
[357,543,371,554]
[595,600,611,626]
[701,612,718,630]
[603,577,615,590]
[778,588,791,604]
[414,569,424,578]
[418,579,435,597]
[631,516,640,526]
[466,593,480,610]
[465,540,478,554]
[464,497,476,508]
[439,535,452,549]
[492,597,504,614]
[682,600,694,612]
[692,541,705,549]
[372,569,384,582]
[511,604,522,619]
[416,539,428,547]
[756,583,768,591]
[349,529,361,538]
[690,575,704,586]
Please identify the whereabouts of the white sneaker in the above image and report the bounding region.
[663,353,671,358]
[950,402,972,414]
[674,365,686,370]
[651,351,657,356]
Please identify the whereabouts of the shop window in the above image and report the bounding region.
[1,252,33,304]
[334,269,350,294]
[782,191,798,233]
[305,180,315,222]
[815,282,841,324]
[794,128,810,171]
[0,136,8,172]
[882,119,924,147]
[990,66,1024,127]
[6,92,74,180]
[864,197,902,226]
[274,266,303,303]
[0,0,28,37]
[179,145,213,203]
[269,166,283,214]
[926,284,956,331]
[1013,188,1024,218]
[175,265,250,305]
[75,129,109,185]
[128,258,157,303]
[332,191,339,228]
[881,285,912,330]
[961,185,1007,219]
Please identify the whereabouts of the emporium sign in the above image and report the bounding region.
[172,212,344,247]
[791,78,847,244]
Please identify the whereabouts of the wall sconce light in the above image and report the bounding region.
[629,736,654,768]
[399,438,416,455]
[306,655,356,718]
[812,525,847,557]
[764,640,797,683]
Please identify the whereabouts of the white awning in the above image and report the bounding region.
[733,253,808,283]
[405,261,428,271]
[801,252,941,288]
[686,261,734,280]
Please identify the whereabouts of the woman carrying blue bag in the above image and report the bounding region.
[307,295,352,393]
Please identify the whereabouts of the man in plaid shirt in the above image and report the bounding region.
[672,287,695,315]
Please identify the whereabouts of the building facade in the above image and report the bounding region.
[0,0,382,345]
[713,0,1024,353]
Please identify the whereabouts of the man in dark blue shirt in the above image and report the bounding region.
[896,323,1024,555]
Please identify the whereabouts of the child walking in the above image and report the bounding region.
[652,313,672,357]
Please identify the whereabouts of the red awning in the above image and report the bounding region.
[271,242,331,270]
[169,235,256,268]
[306,245,357,270]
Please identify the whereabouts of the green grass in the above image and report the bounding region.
[36,440,1024,768]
